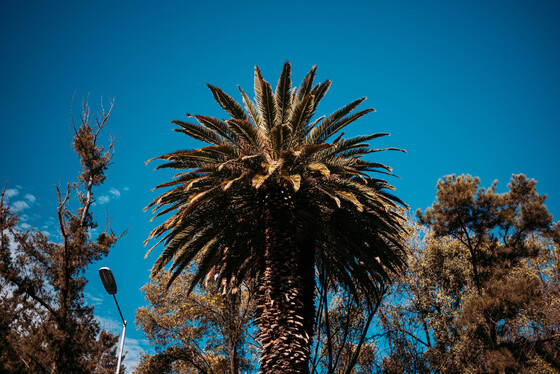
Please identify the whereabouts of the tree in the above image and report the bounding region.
[134,267,387,374]
[145,61,407,373]
[311,282,387,374]
[0,99,123,373]
[380,174,560,373]
[134,267,257,374]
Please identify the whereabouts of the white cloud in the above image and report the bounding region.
[24,194,36,203]
[5,188,19,198]
[123,337,149,372]
[97,195,110,205]
[85,292,104,307]
[12,201,30,210]
[96,188,122,205]
[19,223,31,230]
[109,188,121,198]
[96,315,122,333]
[123,187,130,192]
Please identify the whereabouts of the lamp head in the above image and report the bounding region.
[99,267,117,295]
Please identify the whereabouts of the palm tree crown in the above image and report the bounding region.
[146,62,407,373]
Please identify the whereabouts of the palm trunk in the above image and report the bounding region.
[256,189,315,373]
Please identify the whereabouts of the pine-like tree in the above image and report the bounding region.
[380,174,560,373]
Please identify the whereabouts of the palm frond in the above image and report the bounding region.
[147,63,407,314]
[270,123,292,158]
[254,71,277,132]
[310,80,331,111]
[289,93,315,137]
[151,172,205,191]
[275,61,292,125]
[170,236,220,290]
[312,108,375,144]
[306,163,330,178]
[307,97,367,144]
[192,115,238,144]
[171,120,224,145]
[227,119,261,151]
[283,174,301,192]
[322,133,390,158]
[238,86,262,129]
[206,84,249,121]
[295,65,317,104]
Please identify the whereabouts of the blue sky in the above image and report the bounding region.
[1,0,560,370]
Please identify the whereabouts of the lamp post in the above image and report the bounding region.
[99,267,126,374]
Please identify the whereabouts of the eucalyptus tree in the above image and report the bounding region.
[146,62,407,373]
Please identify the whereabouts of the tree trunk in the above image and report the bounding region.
[256,189,315,373]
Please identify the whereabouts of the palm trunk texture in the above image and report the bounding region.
[256,189,315,373]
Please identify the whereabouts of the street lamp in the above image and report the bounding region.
[99,267,126,374]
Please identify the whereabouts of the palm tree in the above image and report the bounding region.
[146,62,407,373]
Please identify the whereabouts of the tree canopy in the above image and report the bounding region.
[139,170,559,373]
[135,268,257,374]
[0,99,123,373]
[145,62,407,372]
[381,174,560,373]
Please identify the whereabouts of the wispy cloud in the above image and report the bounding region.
[96,315,122,333]
[97,195,111,205]
[85,292,104,307]
[24,194,36,203]
[5,188,19,198]
[95,187,125,206]
[12,201,30,211]
[109,188,121,198]
[89,228,99,238]
[4,187,37,211]
[123,336,150,372]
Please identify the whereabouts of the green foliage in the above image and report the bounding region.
[0,99,121,373]
[135,266,387,374]
[380,174,560,373]
[311,283,385,374]
[137,172,559,373]
[134,268,257,374]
